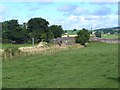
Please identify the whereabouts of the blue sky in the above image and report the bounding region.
[0,1,118,30]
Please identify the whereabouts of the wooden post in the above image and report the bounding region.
[10,53,12,60]
[4,53,7,61]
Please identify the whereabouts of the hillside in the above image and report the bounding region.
[93,27,120,34]
[95,27,120,31]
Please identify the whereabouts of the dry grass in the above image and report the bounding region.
[2,44,84,61]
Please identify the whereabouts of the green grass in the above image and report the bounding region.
[101,34,119,39]
[2,42,119,88]
[65,30,78,35]
[2,43,38,49]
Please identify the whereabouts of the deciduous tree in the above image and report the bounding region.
[27,17,52,43]
[76,28,90,46]
[49,25,64,38]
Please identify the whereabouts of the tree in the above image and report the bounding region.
[64,30,67,33]
[2,21,9,43]
[73,29,77,31]
[2,18,54,44]
[49,25,64,38]
[20,23,29,43]
[2,20,26,44]
[76,28,90,46]
[110,30,114,34]
[95,31,101,38]
[45,29,54,42]
[27,17,52,43]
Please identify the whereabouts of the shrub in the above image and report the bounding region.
[76,28,90,46]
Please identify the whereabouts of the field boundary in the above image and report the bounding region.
[2,44,84,61]
[90,37,120,44]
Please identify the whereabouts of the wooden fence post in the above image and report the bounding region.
[9,51,12,60]
[4,53,7,61]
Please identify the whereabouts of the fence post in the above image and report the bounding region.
[9,49,12,60]
[4,53,7,61]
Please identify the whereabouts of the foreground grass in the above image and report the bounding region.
[2,42,118,88]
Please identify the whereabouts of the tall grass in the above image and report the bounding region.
[2,44,83,61]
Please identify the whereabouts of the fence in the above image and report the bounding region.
[90,37,120,44]
[1,44,84,61]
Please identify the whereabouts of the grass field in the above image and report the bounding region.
[101,34,119,39]
[65,30,78,35]
[2,42,119,88]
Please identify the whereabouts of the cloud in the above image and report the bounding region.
[28,7,41,11]
[92,6,112,16]
[0,5,6,14]
[115,10,118,15]
[0,5,7,21]
[49,15,118,30]
[63,0,119,2]
[21,2,52,11]
[37,2,54,5]
[89,2,117,6]
[85,16,100,20]
[57,5,77,12]
[58,3,114,16]
[1,2,117,30]
[57,5,90,16]
[0,0,54,2]
[0,0,119,2]
[0,16,4,21]
[72,7,89,15]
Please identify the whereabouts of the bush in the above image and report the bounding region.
[95,31,101,38]
[76,28,90,46]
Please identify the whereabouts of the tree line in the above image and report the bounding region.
[2,17,64,44]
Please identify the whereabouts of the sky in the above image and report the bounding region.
[0,0,119,30]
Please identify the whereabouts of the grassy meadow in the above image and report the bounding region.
[101,34,119,39]
[65,30,78,35]
[2,42,119,88]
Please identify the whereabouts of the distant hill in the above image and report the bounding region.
[93,27,120,34]
[94,27,120,31]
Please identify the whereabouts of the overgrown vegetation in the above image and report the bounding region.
[2,45,23,61]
